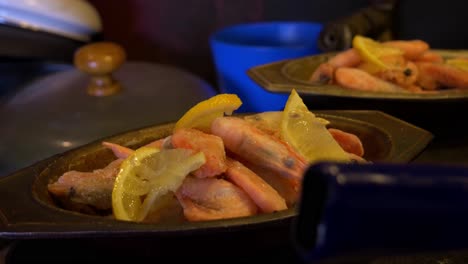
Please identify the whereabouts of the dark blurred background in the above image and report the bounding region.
[86,0,468,90]
[86,0,370,88]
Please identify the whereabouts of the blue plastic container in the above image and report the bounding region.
[210,21,323,113]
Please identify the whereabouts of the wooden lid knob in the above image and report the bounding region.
[74,42,126,96]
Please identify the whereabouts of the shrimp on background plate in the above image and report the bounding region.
[310,35,468,93]
[417,62,468,90]
[310,48,362,84]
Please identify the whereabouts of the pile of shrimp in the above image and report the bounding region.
[310,39,468,93]
[48,113,365,223]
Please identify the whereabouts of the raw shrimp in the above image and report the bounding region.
[47,158,123,212]
[328,128,365,157]
[237,158,300,207]
[175,177,258,221]
[102,137,172,159]
[102,142,134,159]
[310,62,335,84]
[48,106,368,223]
[243,111,282,138]
[145,137,172,149]
[374,61,420,89]
[211,116,307,181]
[310,49,361,84]
[308,37,468,93]
[335,67,409,93]
[417,62,468,89]
[225,158,287,213]
[415,62,440,90]
[383,40,429,60]
[171,128,227,178]
[414,51,444,63]
[328,48,362,68]
[405,85,426,93]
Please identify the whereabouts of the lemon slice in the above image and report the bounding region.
[245,111,330,128]
[112,146,206,222]
[353,35,404,71]
[446,58,468,71]
[174,94,242,132]
[280,89,350,164]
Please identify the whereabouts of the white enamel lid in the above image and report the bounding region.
[0,0,102,41]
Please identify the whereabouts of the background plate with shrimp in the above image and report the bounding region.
[248,49,468,134]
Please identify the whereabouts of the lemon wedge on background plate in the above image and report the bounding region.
[280,89,350,164]
[174,93,242,133]
[353,35,404,72]
[112,146,206,222]
[446,58,468,71]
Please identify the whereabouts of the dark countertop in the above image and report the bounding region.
[409,121,468,166]
[414,136,468,165]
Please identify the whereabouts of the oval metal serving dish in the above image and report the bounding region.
[0,110,432,235]
[0,110,433,258]
[248,49,468,100]
[247,50,468,134]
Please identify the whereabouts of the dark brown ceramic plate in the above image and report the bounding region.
[247,50,468,135]
[0,110,432,245]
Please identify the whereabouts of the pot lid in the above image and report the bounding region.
[0,42,217,176]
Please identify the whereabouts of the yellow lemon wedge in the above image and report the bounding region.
[244,111,329,130]
[446,58,468,71]
[280,89,350,164]
[112,146,206,222]
[353,35,404,72]
[174,94,242,132]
